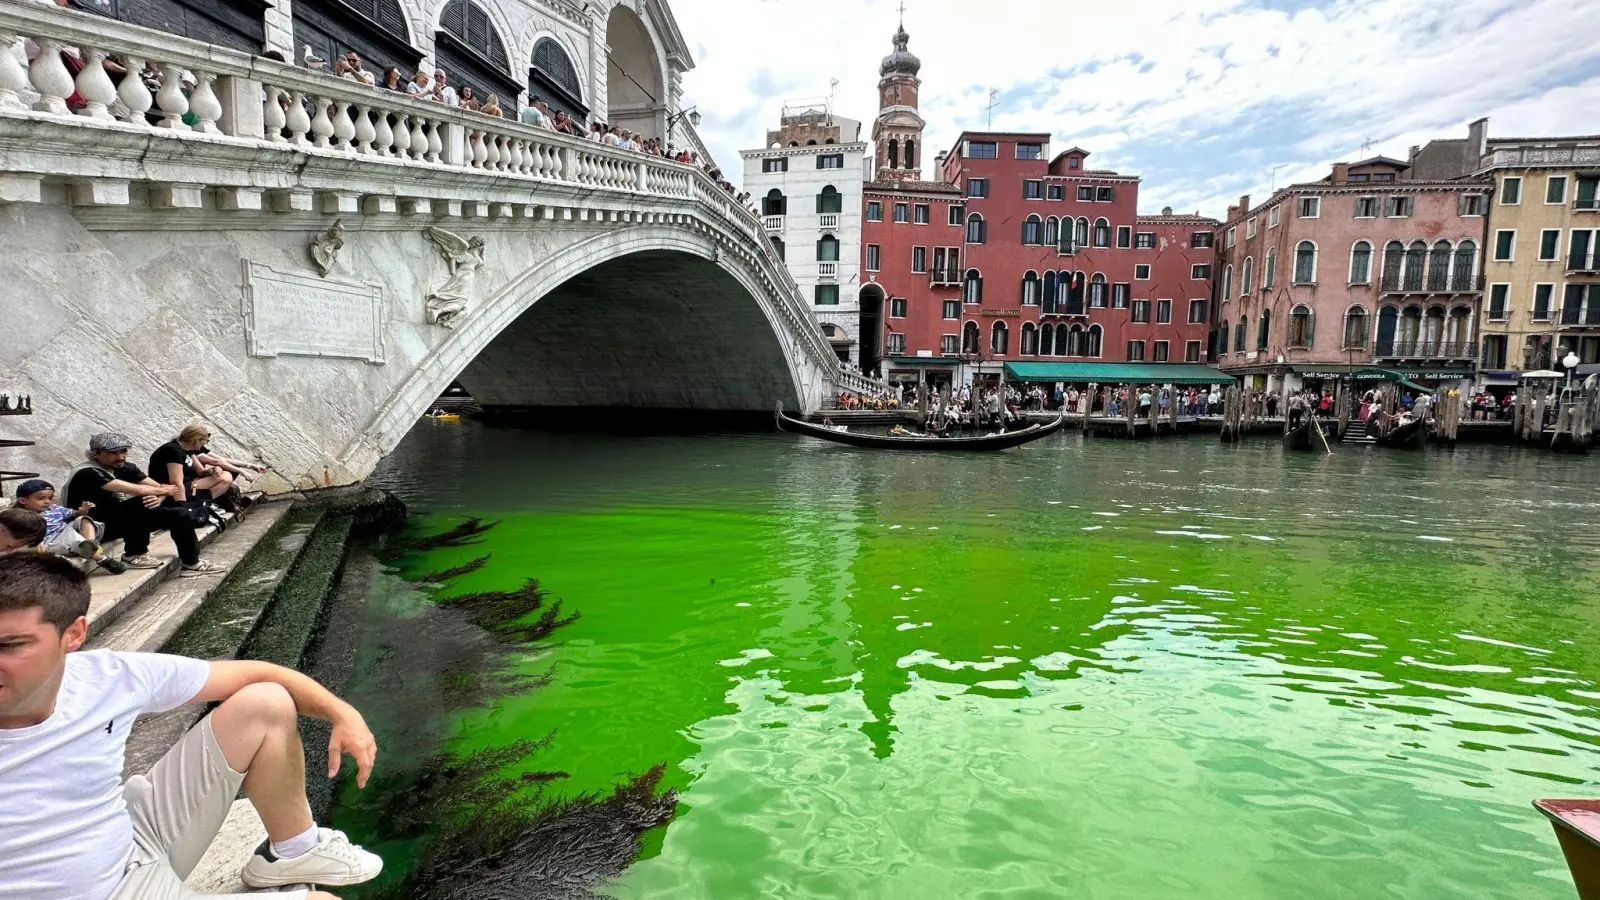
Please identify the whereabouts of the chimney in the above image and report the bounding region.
[1408,144,1421,163]
[1161,206,1172,216]
[1331,161,1349,183]
[1467,117,1489,171]
[1238,194,1250,214]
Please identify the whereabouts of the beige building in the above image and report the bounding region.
[1414,121,1600,379]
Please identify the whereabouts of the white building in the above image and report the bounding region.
[741,104,869,364]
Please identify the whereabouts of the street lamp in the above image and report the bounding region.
[1563,350,1580,388]
[665,106,700,154]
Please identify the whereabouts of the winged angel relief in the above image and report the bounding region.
[423,226,487,329]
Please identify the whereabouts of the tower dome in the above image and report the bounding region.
[879,24,921,78]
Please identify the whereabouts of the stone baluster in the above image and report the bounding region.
[390,113,411,157]
[408,115,427,161]
[426,121,443,163]
[470,130,488,168]
[261,85,286,141]
[187,70,222,133]
[154,63,189,129]
[73,48,117,121]
[352,105,375,153]
[504,137,522,173]
[0,32,27,111]
[485,133,502,170]
[330,100,355,150]
[309,95,334,147]
[372,110,393,156]
[285,91,311,144]
[28,39,75,115]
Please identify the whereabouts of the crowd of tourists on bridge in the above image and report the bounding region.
[0,427,266,580]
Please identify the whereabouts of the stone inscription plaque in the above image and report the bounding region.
[241,260,385,364]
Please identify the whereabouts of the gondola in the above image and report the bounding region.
[776,409,1066,451]
[1284,415,1316,451]
[1374,416,1427,449]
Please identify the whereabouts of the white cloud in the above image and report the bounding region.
[666,0,1600,217]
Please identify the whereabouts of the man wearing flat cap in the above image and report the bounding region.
[62,433,221,576]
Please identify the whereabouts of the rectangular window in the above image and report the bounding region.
[1152,340,1169,362]
[1191,232,1213,248]
[1226,227,1236,248]
[1494,230,1515,261]
[1047,184,1064,200]
[1539,229,1561,261]
[1116,225,1132,249]
[887,332,905,353]
[966,178,988,198]
[816,153,843,169]
[914,204,929,224]
[912,246,927,273]
[893,203,909,223]
[1373,172,1395,182]
[948,204,964,226]
[866,244,881,271]
[1268,206,1280,228]
[890,297,907,318]
[1134,264,1152,280]
[1487,283,1508,320]
[1184,340,1201,362]
[1112,283,1130,308]
[1354,196,1379,218]
[1348,173,1369,183]
[761,157,788,173]
[1459,194,1487,216]
[1131,299,1151,323]
[1533,283,1554,321]
[967,140,998,159]
[940,333,959,354]
[1126,340,1146,361]
[1298,196,1320,218]
[1135,232,1156,249]
[814,284,839,305]
[1246,216,1257,238]
[942,299,960,320]
[1016,142,1043,160]
[1023,179,1043,199]
[1385,196,1413,217]
[1077,186,1093,201]
[1188,299,1206,323]
[1500,176,1521,205]
[1097,187,1114,202]
[1192,263,1211,280]
[866,201,882,222]
[1578,176,1600,210]
[1572,229,1597,269]
[1547,176,1568,204]
[1155,299,1172,324]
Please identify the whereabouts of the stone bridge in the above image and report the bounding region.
[0,2,840,490]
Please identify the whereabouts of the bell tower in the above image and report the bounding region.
[871,17,925,182]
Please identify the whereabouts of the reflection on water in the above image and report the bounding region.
[360,422,1600,899]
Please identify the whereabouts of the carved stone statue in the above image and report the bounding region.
[309,219,344,278]
[423,226,486,329]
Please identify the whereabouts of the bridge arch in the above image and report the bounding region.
[605,3,667,140]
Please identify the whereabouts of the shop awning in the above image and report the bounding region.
[1003,362,1235,385]
[885,356,962,366]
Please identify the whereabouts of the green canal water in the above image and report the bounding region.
[351,422,1600,899]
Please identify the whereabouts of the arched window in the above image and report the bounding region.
[1293,240,1317,284]
[1039,323,1054,356]
[1398,305,1422,354]
[965,213,986,244]
[1044,216,1059,246]
[1445,305,1472,354]
[1022,215,1043,245]
[1222,264,1233,300]
[1092,217,1110,248]
[1075,217,1090,249]
[1288,304,1313,348]
[1066,325,1083,357]
[1422,304,1445,354]
[1376,305,1398,354]
[887,138,898,169]
[1042,271,1058,314]
[1264,246,1277,289]
[1241,256,1254,296]
[904,139,916,170]
[1403,240,1427,291]
[1021,271,1041,306]
[440,0,510,72]
[1428,240,1452,291]
[816,234,839,261]
[1054,323,1068,355]
[1064,271,1085,315]
[1256,309,1272,350]
[991,320,1009,355]
[1021,322,1038,355]
[816,185,842,214]
[769,236,785,261]
[1342,305,1368,349]
[1382,240,1404,289]
[1089,272,1107,308]
[1349,240,1372,284]
[1452,240,1476,290]
[961,320,981,354]
[963,269,983,304]
[762,188,786,217]
[531,38,586,118]
[1087,324,1103,358]
[1234,317,1247,352]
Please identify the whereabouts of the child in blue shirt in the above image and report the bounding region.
[13,479,127,574]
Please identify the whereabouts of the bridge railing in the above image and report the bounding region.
[0,0,836,372]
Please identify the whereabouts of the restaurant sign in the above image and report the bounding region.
[980,308,1021,317]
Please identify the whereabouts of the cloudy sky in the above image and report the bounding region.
[667,0,1600,219]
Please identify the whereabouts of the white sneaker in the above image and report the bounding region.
[178,558,224,578]
[240,828,383,888]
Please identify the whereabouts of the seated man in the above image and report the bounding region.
[64,432,221,576]
[0,553,383,898]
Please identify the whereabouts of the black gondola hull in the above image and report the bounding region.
[1375,418,1427,449]
[777,411,1066,451]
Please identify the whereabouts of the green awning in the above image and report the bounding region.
[885,356,962,366]
[1003,362,1235,385]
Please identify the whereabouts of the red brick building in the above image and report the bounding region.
[1129,209,1221,365]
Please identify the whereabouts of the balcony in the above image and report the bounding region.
[1373,341,1479,359]
[930,269,960,286]
[1570,252,1600,273]
[819,213,840,229]
[763,215,784,233]
[1380,274,1480,294]
[1576,197,1599,211]
[1559,306,1600,328]
[818,262,838,279]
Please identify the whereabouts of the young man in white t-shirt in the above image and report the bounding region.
[0,553,384,899]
